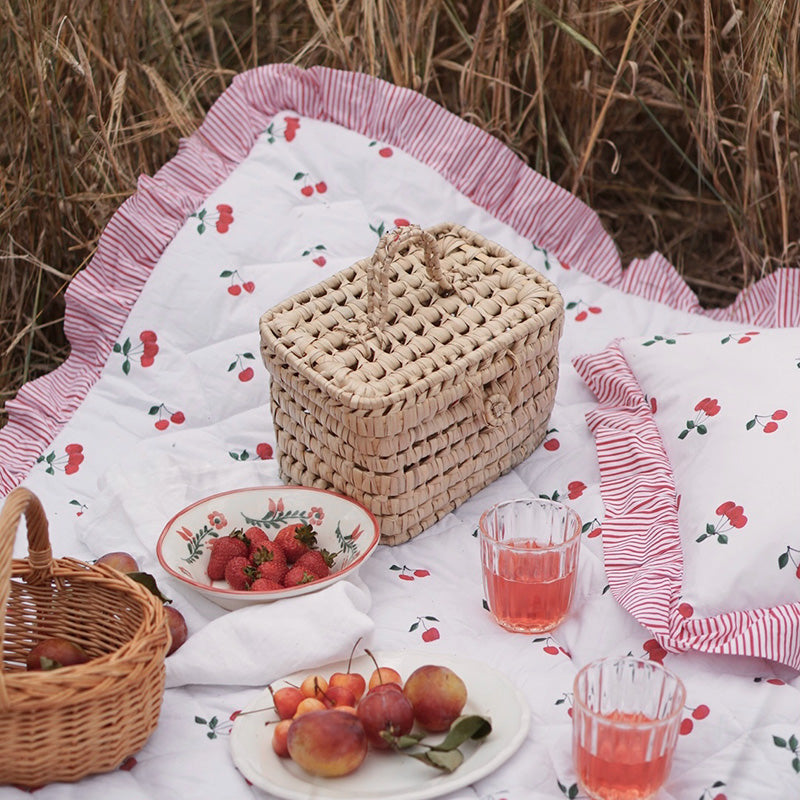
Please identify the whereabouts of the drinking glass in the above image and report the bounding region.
[572,657,686,800]
[479,497,582,633]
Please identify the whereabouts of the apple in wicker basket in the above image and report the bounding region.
[26,637,91,671]
[94,549,190,656]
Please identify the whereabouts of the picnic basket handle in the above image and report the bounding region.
[367,225,454,328]
[0,487,54,640]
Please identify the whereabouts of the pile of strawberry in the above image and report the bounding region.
[206,523,335,591]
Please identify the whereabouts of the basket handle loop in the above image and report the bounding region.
[367,225,454,328]
[0,488,54,702]
[0,486,54,602]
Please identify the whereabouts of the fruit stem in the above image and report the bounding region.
[234,705,277,717]
[364,648,382,682]
[346,636,363,673]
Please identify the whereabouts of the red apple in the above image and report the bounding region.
[270,685,304,720]
[329,670,367,702]
[294,697,327,717]
[164,605,188,655]
[26,637,90,670]
[402,664,467,732]
[368,666,402,690]
[300,674,328,699]
[95,551,139,573]
[287,709,368,777]
[272,719,292,757]
[323,685,357,708]
[356,683,415,748]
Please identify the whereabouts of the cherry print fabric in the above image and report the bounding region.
[575,329,800,668]
[1,65,800,800]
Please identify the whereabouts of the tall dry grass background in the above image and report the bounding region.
[2,0,799,427]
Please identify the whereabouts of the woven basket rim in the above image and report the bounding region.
[260,222,564,411]
[3,557,167,682]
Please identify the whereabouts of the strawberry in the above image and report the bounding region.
[252,540,287,568]
[250,577,284,592]
[243,526,270,558]
[284,564,321,587]
[275,523,318,563]
[224,555,252,590]
[254,557,288,585]
[294,549,335,578]
[207,535,249,580]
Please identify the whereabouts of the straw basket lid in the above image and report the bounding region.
[259,222,564,411]
[0,487,170,786]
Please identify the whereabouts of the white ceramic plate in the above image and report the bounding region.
[230,650,530,800]
[156,485,380,610]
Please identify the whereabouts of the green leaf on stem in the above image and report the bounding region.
[430,715,492,751]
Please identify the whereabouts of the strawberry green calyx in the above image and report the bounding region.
[293,523,318,549]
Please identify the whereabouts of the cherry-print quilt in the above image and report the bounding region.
[1,65,799,800]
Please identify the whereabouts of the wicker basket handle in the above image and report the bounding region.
[0,487,54,614]
[367,225,454,328]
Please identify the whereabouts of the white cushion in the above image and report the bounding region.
[574,327,800,667]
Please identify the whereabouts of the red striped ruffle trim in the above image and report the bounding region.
[574,342,800,669]
[2,64,798,493]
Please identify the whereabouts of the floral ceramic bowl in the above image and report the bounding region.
[156,485,380,610]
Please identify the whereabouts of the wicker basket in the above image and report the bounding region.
[0,487,170,787]
[260,222,565,545]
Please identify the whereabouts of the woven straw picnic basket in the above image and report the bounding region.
[260,223,565,545]
[0,487,170,787]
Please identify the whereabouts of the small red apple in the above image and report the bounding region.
[95,551,139,573]
[329,671,367,703]
[164,605,188,655]
[27,637,90,670]
[272,718,292,757]
[270,685,304,719]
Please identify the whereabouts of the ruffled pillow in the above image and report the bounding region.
[574,327,800,668]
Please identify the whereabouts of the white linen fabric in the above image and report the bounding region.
[1,66,800,800]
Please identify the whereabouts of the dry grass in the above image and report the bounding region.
[2,0,799,427]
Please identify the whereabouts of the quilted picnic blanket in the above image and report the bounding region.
[2,65,800,800]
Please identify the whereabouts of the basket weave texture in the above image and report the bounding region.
[0,488,170,787]
[260,222,565,544]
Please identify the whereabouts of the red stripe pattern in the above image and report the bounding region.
[574,341,800,669]
[2,64,799,492]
